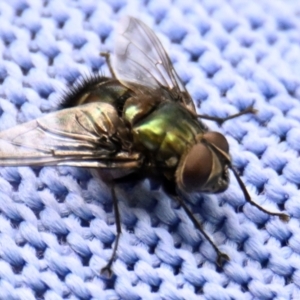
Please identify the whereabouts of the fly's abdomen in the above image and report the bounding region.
[60,77,131,113]
[130,102,203,166]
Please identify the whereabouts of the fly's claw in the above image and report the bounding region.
[216,251,230,267]
[244,105,257,115]
[101,265,114,278]
[279,213,290,222]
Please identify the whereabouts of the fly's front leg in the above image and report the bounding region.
[162,178,229,266]
[100,52,116,79]
[101,183,122,277]
[175,195,229,266]
[198,106,257,124]
[231,167,289,222]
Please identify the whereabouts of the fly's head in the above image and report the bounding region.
[176,131,231,194]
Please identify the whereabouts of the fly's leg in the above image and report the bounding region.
[101,184,122,277]
[198,106,257,124]
[207,141,290,222]
[100,52,117,79]
[231,167,290,222]
[175,195,229,266]
[162,178,229,266]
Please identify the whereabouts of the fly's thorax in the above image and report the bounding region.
[128,102,205,168]
[122,86,172,126]
[176,131,231,193]
[123,93,162,126]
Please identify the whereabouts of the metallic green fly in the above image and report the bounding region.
[0,17,289,276]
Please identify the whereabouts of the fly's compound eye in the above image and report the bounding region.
[176,143,212,193]
[203,131,229,154]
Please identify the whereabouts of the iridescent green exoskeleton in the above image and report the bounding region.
[0,17,289,276]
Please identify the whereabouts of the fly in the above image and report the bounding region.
[0,17,289,276]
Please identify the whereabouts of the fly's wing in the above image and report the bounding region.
[0,102,142,169]
[114,17,196,113]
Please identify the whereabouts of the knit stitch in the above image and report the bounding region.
[0,0,299,299]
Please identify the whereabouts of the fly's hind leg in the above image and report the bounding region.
[100,52,116,79]
[101,183,122,277]
[198,106,257,124]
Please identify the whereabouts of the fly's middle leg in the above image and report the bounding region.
[101,183,122,277]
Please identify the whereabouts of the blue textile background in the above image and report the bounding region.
[0,0,300,299]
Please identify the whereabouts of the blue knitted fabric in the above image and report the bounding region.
[0,0,299,299]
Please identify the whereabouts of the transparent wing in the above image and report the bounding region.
[114,17,196,112]
[0,102,141,168]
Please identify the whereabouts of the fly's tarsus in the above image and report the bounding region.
[197,105,257,124]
